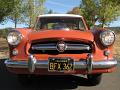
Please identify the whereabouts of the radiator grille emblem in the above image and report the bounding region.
[56,41,66,52]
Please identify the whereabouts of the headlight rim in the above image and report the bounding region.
[100,30,116,47]
[7,30,23,46]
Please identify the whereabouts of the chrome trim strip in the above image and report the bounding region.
[31,43,90,51]
[32,46,57,50]
[5,59,117,70]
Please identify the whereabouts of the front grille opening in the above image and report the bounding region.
[29,41,92,54]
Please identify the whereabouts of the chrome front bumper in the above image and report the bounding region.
[4,54,117,73]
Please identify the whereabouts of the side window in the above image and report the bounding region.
[35,20,41,31]
[79,20,85,30]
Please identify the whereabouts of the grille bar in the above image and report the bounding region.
[31,43,90,51]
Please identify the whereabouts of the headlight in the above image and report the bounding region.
[7,31,22,45]
[100,30,115,46]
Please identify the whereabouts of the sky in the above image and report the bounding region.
[0,0,120,29]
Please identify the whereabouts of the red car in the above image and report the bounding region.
[5,14,117,85]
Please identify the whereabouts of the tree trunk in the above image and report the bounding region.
[15,20,17,28]
[101,19,105,28]
[29,17,31,28]
[14,14,17,28]
[101,21,105,28]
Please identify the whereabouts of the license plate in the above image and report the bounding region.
[48,58,74,72]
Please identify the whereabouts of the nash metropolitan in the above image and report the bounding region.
[5,14,117,85]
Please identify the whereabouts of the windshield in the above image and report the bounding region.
[35,17,86,31]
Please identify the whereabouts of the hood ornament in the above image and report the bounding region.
[56,41,66,52]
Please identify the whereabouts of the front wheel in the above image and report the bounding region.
[87,74,102,86]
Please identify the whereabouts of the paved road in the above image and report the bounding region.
[0,59,120,90]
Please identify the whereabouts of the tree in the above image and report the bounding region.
[23,0,46,28]
[98,0,120,27]
[67,7,81,15]
[8,0,24,28]
[80,0,98,27]
[47,9,54,14]
[0,0,14,22]
[46,9,57,14]
[80,0,120,27]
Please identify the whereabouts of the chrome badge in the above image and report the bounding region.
[56,41,66,52]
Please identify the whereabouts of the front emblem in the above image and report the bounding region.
[56,41,66,52]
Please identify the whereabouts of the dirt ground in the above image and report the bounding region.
[113,32,120,60]
[0,38,9,59]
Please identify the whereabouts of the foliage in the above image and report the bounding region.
[0,0,14,22]
[67,7,81,15]
[80,0,120,27]
[8,0,24,28]
[1,0,46,28]
[23,0,46,28]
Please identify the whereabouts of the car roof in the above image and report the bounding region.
[38,14,82,18]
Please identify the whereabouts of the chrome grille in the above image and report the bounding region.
[31,43,90,51]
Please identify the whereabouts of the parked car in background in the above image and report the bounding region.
[5,14,117,85]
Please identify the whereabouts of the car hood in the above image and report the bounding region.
[28,30,94,43]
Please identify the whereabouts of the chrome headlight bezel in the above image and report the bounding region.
[7,31,23,46]
[100,30,116,46]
